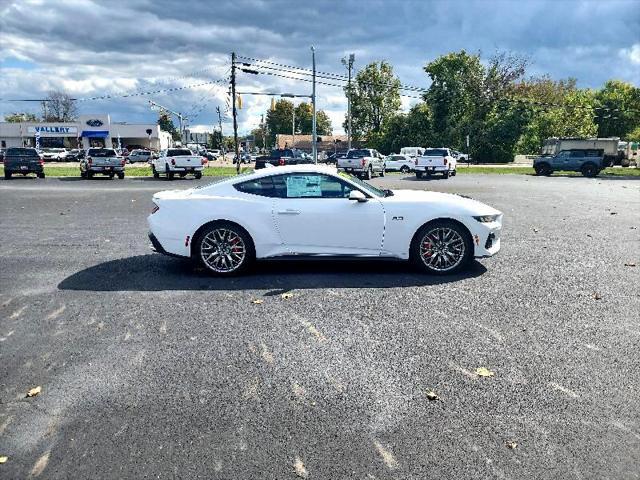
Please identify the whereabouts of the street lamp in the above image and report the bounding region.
[341,53,355,150]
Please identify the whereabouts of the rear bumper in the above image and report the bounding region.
[168,166,204,172]
[88,166,124,173]
[338,166,366,173]
[5,165,43,173]
[415,165,448,173]
[148,232,189,259]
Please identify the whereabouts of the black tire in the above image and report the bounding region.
[80,170,87,179]
[87,172,93,179]
[152,165,159,179]
[364,166,372,180]
[416,172,423,179]
[117,172,125,179]
[193,221,255,276]
[534,163,552,176]
[4,171,12,180]
[379,167,385,177]
[166,164,174,180]
[581,162,598,178]
[451,169,457,176]
[410,220,473,275]
[109,173,115,179]
[194,172,202,179]
[443,170,450,179]
[37,172,45,179]
[400,165,410,174]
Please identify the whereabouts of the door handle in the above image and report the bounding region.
[277,209,301,215]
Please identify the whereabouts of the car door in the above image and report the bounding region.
[568,150,584,170]
[272,173,385,255]
[551,150,570,169]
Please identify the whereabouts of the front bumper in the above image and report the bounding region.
[472,221,502,258]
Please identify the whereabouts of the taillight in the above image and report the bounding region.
[414,158,418,165]
[444,158,448,165]
[201,157,207,165]
[39,159,44,165]
[279,158,285,166]
[361,159,365,167]
[87,157,92,166]
[171,158,176,166]
[151,202,159,214]
[120,158,126,166]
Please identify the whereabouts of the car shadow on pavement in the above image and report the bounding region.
[57,254,487,291]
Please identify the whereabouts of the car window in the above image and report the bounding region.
[283,174,353,199]
[425,149,447,156]
[346,149,370,158]
[6,148,39,157]
[235,177,278,197]
[88,149,116,157]
[570,150,584,157]
[167,149,192,156]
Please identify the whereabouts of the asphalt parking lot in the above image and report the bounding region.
[1,174,639,479]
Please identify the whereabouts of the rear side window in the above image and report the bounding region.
[235,176,286,198]
[7,148,39,157]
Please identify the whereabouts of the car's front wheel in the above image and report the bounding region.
[581,163,598,178]
[194,222,254,276]
[534,163,552,176]
[411,220,473,275]
[400,165,410,174]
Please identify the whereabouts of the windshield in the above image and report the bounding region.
[7,148,39,157]
[339,172,386,197]
[88,149,117,157]
[346,149,370,158]
[424,149,448,156]
[167,149,193,156]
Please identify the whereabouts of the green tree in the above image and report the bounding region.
[266,99,294,143]
[374,103,434,154]
[266,100,332,142]
[345,61,401,140]
[4,112,37,122]
[294,103,332,135]
[594,80,640,139]
[158,113,181,141]
[423,50,529,162]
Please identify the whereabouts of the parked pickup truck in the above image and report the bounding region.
[151,148,206,180]
[336,148,385,179]
[415,148,457,179]
[80,148,125,179]
[3,147,45,179]
[533,149,605,177]
[254,148,313,169]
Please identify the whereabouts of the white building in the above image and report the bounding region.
[0,114,173,151]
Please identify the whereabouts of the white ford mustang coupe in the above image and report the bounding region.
[148,165,502,275]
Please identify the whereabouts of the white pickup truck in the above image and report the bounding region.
[152,148,206,180]
[336,148,385,179]
[415,148,457,179]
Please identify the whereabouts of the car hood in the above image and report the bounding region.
[385,189,501,216]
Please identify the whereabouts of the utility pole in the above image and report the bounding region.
[216,106,225,159]
[149,100,186,145]
[342,53,355,150]
[261,114,266,153]
[231,52,240,174]
[292,104,295,149]
[311,46,317,164]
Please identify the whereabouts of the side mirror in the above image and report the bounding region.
[348,190,368,202]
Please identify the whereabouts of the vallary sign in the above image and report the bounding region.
[27,126,78,135]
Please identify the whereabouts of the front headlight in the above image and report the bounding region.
[473,214,500,223]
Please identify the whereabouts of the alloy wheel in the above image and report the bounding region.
[200,228,246,273]
[419,227,466,272]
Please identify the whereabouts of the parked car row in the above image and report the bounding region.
[2,146,208,181]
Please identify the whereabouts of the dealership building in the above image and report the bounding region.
[0,114,173,151]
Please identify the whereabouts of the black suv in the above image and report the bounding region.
[3,147,45,179]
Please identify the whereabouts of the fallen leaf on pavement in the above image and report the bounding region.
[610,212,617,215]
[532,228,539,233]
[593,292,602,300]
[0,456,8,464]
[475,367,495,377]
[624,263,636,267]
[251,299,264,304]
[506,442,518,449]
[26,386,41,397]
[281,293,294,300]
[425,391,439,401]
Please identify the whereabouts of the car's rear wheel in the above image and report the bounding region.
[364,166,372,180]
[37,172,45,179]
[117,172,125,179]
[581,162,598,177]
[379,167,385,177]
[411,220,472,275]
[194,172,202,179]
[87,172,93,179]
[194,222,254,276]
[4,171,12,179]
[400,165,410,174]
[152,165,159,179]
[443,170,450,179]
[416,171,423,179]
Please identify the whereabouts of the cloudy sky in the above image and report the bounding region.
[1,0,638,134]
